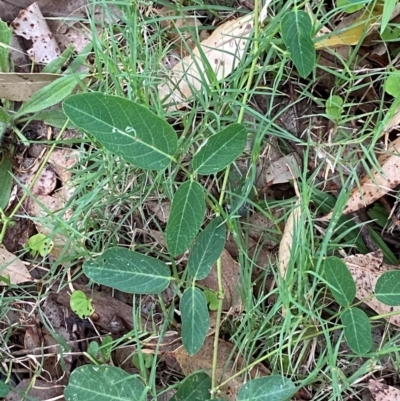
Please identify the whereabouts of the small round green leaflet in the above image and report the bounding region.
[26,233,53,257]
[324,256,356,307]
[237,376,295,401]
[0,380,9,397]
[166,180,205,257]
[63,93,178,170]
[187,217,226,280]
[384,71,400,97]
[70,290,94,318]
[64,365,147,401]
[170,372,211,401]
[325,95,343,121]
[192,123,247,175]
[83,247,171,294]
[281,11,315,78]
[375,270,400,306]
[180,287,209,356]
[341,308,372,355]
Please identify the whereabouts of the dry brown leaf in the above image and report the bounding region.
[344,251,400,327]
[173,336,269,400]
[147,201,171,223]
[264,153,301,185]
[12,3,60,64]
[321,136,400,221]
[158,13,254,112]
[369,379,400,401]
[278,199,300,278]
[0,245,32,285]
[198,248,241,311]
[0,73,62,101]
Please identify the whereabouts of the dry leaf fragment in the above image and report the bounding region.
[0,73,62,101]
[12,3,60,64]
[0,245,32,285]
[158,13,254,112]
[173,336,269,400]
[264,153,301,185]
[322,136,400,221]
[369,379,400,401]
[344,251,400,327]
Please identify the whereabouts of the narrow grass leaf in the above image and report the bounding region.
[0,107,9,138]
[181,287,209,356]
[281,11,315,78]
[0,21,11,72]
[170,372,211,401]
[166,180,205,256]
[63,93,177,170]
[381,0,397,34]
[64,365,147,401]
[192,124,247,175]
[83,247,171,294]
[238,376,295,401]
[375,270,400,306]
[187,217,226,280]
[14,73,86,118]
[0,154,12,210]
[341,308,372,355]
[324,256,356,307]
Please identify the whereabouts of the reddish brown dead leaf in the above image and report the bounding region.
[344,251,400,327]
[198,248,241,311]
[12,3,60,64]
[173,336,269,400]
[368,379,400,401]
[322,136,400,221]
[0,245,32,285]
[158,13,253,112]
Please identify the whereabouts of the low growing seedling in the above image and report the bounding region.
[70,290,94,319]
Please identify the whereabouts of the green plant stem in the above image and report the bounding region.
[211,4,261,393]
[0,121,69,244]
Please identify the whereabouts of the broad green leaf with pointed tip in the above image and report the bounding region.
[375,270,400,306]
[63,93,177,170]
[64,365,147,401]
[324,256,356,307]
[187,217,225,280]
[14,74,86,118]
[166,180,205,257]
[341,308,372,355]
[238,376,295,401]
[0,381,8,398]
[326,95,343,121]
[0,107,9,138]
[70,290,94,319]
[181,287,209,356]
[281,11,315,78]
[192,123,247,175]
[83,247,171,294]
[0,154,12,210]
[170,372,211,401]
[0,20,11,73]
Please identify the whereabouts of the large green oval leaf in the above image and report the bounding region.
[170,372,211,401]
[181,287,209,356]
[64,365,147,401]
[281,11,315,78]
[166,180,205,257]
[341,308,372,355]
[375,270,400,306]
[63,93,177,170]
[192,123,247,175]
[187,217,225,280]
[238,376,295,401]
[324,256,356,307]
[83,247,171,294]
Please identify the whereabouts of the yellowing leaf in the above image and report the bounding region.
[158,13,254,112]
[0,245,32,285]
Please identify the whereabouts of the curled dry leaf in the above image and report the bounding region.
[198,248,241,312]
[321,136,400,221]
[278,199,300,279]
[368,379,400,401]
[344,251,400,327]
[0,245,32,285]
[158,13,254,112]
[12,3,60,64]
[173,336,269,400]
